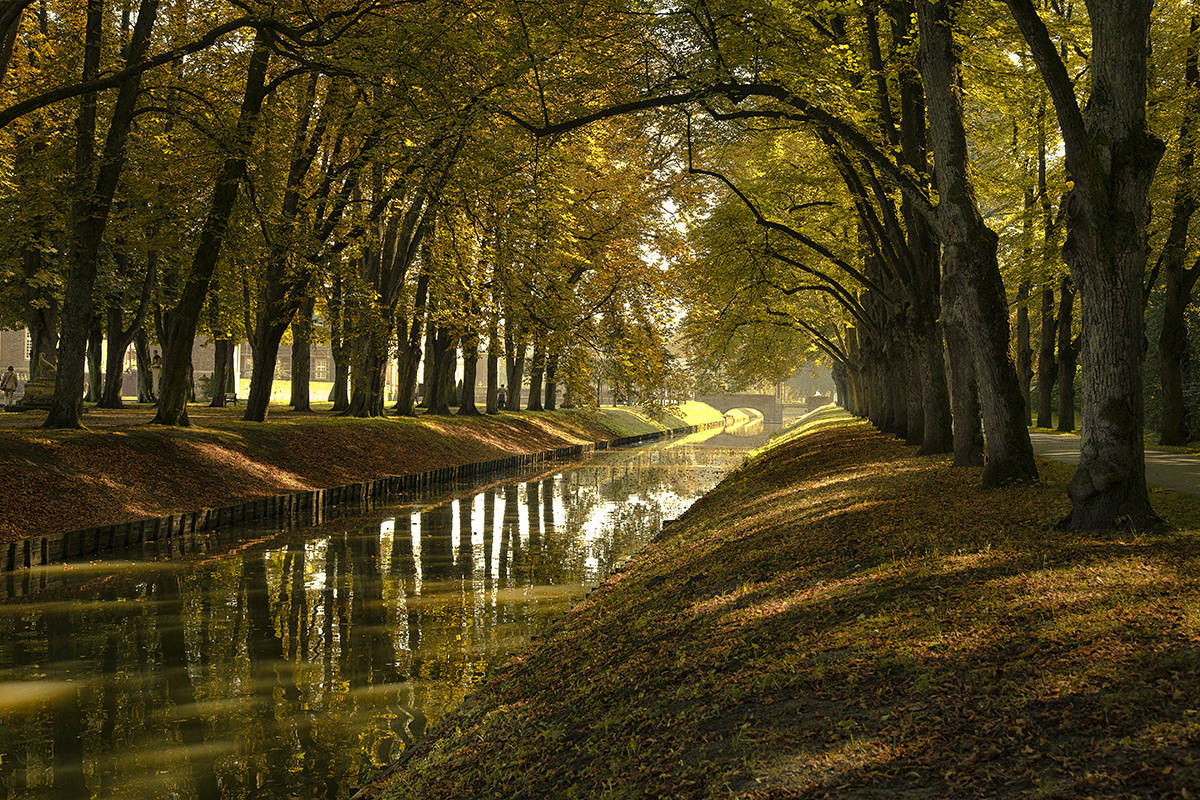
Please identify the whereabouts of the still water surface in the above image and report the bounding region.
[0,423,772,799]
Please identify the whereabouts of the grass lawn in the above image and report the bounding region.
[366,407,1200,800]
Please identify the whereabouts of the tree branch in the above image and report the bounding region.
[1002,0,1088,179]
[502,78,939,231]
[0,16,260,129]
[687,157,887,298]
[0,3,376,130]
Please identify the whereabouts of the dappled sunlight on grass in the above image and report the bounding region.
[513,415,592,444]
[185,441,310,490]
[418,416,560,452]
[745,468,902,508]
[744,732,903,794]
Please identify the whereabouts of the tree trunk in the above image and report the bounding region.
[245,275,309,421]
[866,1,953,454]
[134,330,153,402]
[395,270,429,417]
[153,30,271,426]
[420,323,437,409]
[326,273,349,412]
[916,0,1037,485]
[903,333,924,447]
[97,249,154,409]
[911,321,950,453]
[508,343,526,413]
[943,273,985,467]
[1032,87,1059,431]
[243,317,292,422]
[1007,0,1164,529]
[1055,278,1077,433]
[21,248,58,382]
[392,315,408,413]
[544,350,559,410]
[346,327,391,418]
[845,327,866,417]
[887,341,907,438]
[1067,251,1158,528]
[486,351,500,413]
[85,315,103,403]
[344,267,395,418]
[430,328,456,415]
[866,347,888,432]
[43,0,102,428]
[395,340,420,417]
[526,343,546,412]
[1159,271,1195,445]
[209,339,229,408]
[954,232,1037,485]
[458,335,481,415]
[244,242,307,422]
[1036,284,1057,427]
[1156,13,1199,446]
[330,349,350,412]
[290,296,314,412]
[98,309,127,407]
[98,308,127,408]
[45,0,159,428]
[1016,280,1033,425]
[225,347,237,400]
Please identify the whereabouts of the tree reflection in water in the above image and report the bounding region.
[0,428,769,799]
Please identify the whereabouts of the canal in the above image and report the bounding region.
[0,421,775,800]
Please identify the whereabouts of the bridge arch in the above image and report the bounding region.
[695,393,783,425]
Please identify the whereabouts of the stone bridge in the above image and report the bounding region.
[694,393,784,425]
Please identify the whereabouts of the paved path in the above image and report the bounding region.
[1030,432,1200,498]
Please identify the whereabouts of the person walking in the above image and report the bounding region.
[497,385,507,410]
[1,366,17,408]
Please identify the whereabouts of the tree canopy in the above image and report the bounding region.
[1,0,1198,530]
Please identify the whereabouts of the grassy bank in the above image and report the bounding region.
[368,407,1200,800]
[0,401,723,543]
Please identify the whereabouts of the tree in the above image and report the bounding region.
[1154,8,1200,446]
[915,0,1038,484]
[241,74,367,423]
[1,3,66,382]
[94,233,155,408]
[43,0,159,428]
[290,296,316,411]
[1007,0,1166,529]
[677,137,863,404]
[152,27,273,426]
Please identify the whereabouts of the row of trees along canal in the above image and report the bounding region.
[0,0,1197,532]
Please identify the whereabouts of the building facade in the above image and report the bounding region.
[0,329,31,381]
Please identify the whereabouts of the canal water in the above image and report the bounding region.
[0,422,775,800]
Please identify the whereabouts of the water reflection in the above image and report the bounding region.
[723,407,765,436]
[0,429,772,800]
